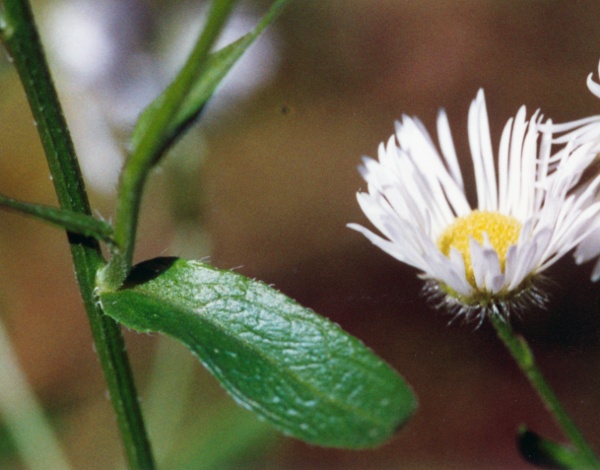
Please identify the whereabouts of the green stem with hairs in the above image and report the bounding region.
[0,1,154,468]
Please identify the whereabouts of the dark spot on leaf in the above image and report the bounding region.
[123,257,179,288]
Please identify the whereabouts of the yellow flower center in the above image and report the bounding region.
[436,211,522,287]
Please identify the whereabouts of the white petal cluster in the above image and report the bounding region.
[349,89,600,320]
[541,61,600,281]
[541,61,600,152]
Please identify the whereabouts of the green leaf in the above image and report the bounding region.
[0,194,114,244]
[518,427,583,469]
[129,0,289,157]
[99,258,417,449]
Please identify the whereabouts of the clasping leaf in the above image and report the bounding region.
[99,257,417,449]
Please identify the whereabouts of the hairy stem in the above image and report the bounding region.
[0,1,154,468]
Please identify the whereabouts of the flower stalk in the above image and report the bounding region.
[489,314,599,468]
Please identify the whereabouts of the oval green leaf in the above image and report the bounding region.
[99,257,417,449]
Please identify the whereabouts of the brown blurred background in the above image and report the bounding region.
[0,0,600,468]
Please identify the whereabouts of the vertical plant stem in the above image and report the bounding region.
[0,1,154,468]
[489,314,599,468]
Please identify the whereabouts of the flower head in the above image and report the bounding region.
[349,89,600,322]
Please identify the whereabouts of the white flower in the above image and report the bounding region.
[539,61,600,282]
[348,89,600,322]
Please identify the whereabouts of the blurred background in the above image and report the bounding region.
[0,0,600,468]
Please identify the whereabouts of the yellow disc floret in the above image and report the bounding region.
[436,211,522,287]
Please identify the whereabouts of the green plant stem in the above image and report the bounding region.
[489,314,599,468]
[0,1,154,468]
[101,0,238,290]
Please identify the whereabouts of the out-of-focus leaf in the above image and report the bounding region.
[164,401,277,470]
[518,427,581,469]
[129,0,289,157]
[99,257,417,449]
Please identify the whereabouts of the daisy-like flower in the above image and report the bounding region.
[349,89,600,322]
[538,60,600,282]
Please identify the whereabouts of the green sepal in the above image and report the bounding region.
[99,257,417,449]
[0,194,114,244]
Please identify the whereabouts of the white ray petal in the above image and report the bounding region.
[575,228,600,264]
[587,72,600,98]
[437,109,464,190]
